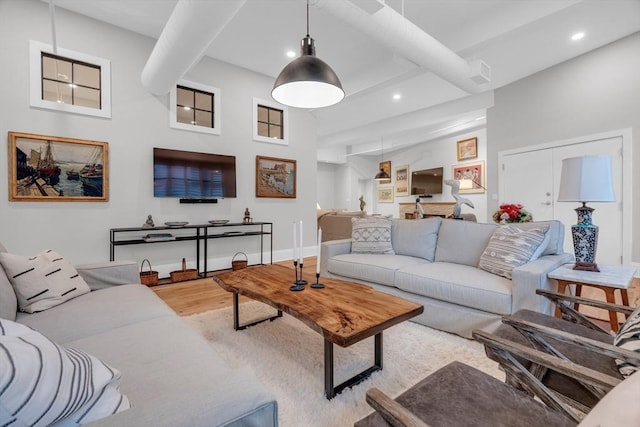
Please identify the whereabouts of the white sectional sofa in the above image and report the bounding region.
[0,242,278,426]
[320,217,573,338]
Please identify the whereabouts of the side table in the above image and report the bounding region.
[548,264,637,332]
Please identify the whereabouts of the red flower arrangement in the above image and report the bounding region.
[492,203,533,224]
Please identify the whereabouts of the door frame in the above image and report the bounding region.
[497,128,632,265]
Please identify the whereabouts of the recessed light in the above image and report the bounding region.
[392,93,401,100]
[183,106,191,110]
[571,32,585,41]
[286,50,296,58]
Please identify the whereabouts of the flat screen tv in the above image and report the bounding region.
[153,148,236,199]
[410,167,443,196]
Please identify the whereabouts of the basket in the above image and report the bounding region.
[170,258,199,283]
[231,252,248,270]
[139,259,159,286]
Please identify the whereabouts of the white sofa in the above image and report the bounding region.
[0,242,278,426]
[320,217,573,338]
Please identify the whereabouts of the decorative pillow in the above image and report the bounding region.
[478,225,549,279]
[351,217,395,255]
[0,250,90,313]
[0,319,130,426]
[613,306,640,377]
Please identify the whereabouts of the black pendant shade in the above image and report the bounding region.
[271,2,344,109]
[374,168,391,181]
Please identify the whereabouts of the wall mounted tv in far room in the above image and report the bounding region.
[153,148,236,199]
[410,167,443,196]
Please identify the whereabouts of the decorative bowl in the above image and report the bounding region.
[164,221,188,227]
[208,220,230,225]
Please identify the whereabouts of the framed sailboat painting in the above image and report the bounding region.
[8,132,109,201]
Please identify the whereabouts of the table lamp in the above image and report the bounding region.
[557,155,615,272]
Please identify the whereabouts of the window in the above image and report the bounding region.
[253,98,288,145]
[29,41,111,118]
[257,105,283,139]
[41,53,101,108]
[170,80,221,135]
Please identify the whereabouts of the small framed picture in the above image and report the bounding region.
[377,187,394,203]
[394,164,409,196]
[456,137,478,161]
[8,132,109,202]
[452,161,485,194]
[378,160,391,184]
[255,155,296,198]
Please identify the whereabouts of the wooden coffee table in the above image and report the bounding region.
[212,264,424,399]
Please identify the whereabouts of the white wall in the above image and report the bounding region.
[487,31,640,263]
[316,162,338,209]
[0,0,319,274]
[322,130,488,221]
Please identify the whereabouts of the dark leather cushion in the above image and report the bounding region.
[489,309,621,407]
[355,361,575,427]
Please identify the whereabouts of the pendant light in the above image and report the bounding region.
[271,0,344,109]
[374,138,390,181]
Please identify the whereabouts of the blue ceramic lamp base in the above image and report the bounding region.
[571,203,600,272]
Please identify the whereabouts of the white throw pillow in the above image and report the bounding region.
[0,319,130,426]
[613,306,640,377]
[478,225,549,279]
[0,250,90,313]
[351,217,395,255]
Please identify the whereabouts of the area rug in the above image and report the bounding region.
[184,302,504,427]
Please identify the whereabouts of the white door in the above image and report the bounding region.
[501,149,554,221]
[501,137,623,265]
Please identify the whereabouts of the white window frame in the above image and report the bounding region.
[253,97,288,145]
[170,79,221,135]
[29,40,112,119]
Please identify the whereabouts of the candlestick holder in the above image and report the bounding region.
[290,260,306,291]
[311,272,325,289]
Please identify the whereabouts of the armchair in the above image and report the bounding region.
[356,330,637,427]
[488,289,640,411]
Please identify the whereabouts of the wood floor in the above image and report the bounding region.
[152,257,316,316]
[153,256,639,320]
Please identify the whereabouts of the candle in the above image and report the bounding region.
[316,228,322,274]
[299,220,303,263]
[292,222,297,262]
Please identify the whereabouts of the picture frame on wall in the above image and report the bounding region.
[8,131,109,202]
[452,160,485,194]
[394,164,409,196]
[377,187,394,203]
[456,137,478,161]
[378,160,391,184]
[255,155,296,198]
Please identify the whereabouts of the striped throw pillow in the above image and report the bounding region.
[351,217,395,255]
[0,319,130,426]
[478,225,549,279]
[0,250,90,313]
[613,307,640,377]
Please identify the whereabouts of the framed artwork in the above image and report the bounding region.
[394,164,409,196]
[8,131,108,202]
[378,160,391,184]
[255,155,296,198]
[452,161,485,194]
[377,187,394,203]
[456,137,478,161]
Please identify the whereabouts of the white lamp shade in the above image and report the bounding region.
[458,179,473,190]
[557,155,616,202]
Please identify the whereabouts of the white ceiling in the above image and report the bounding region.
[50,0,640,158]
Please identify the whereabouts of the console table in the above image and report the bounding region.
[399,202,455,218]
[109,222,272,277]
